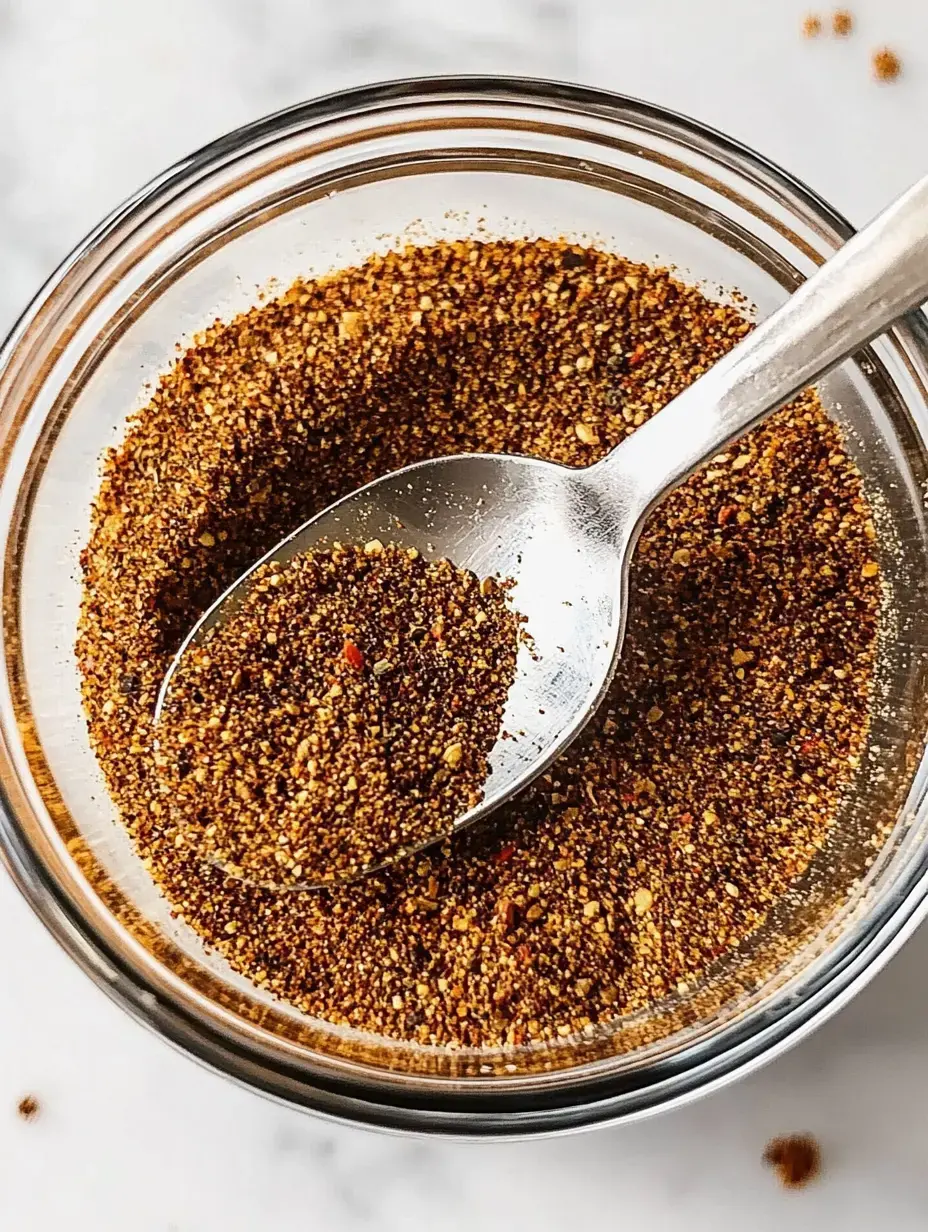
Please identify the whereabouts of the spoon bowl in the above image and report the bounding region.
[156,449,636,885]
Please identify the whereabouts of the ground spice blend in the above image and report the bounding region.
[158,542,520,887]
[78,237,880,1048]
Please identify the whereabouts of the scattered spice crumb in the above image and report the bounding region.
[763,1134,821,1188]
[17,1095,39,1121]
[831,9,853,36]
[872,47,901,81]
[802,13,822,37]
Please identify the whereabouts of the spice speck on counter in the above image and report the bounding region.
[16,1095,39,1121]
[764,1134,822,1188]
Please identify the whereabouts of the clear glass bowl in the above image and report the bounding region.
[2,77,928,1138]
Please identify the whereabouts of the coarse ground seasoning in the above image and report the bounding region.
[78,237,880,1048]
[157,542,520,887]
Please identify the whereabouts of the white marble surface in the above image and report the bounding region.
[3,1,928,1228]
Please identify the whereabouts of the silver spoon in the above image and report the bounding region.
[157,173,928,888]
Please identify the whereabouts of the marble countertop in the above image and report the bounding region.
[4,1,928,1228]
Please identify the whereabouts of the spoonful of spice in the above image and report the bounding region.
[156,541,523,888]
[156,173,928,889]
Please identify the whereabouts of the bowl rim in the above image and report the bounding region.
[3,73,928,1139]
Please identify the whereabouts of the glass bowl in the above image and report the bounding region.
[2,76,928,1138]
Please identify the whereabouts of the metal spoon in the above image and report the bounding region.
[157,173,928,888]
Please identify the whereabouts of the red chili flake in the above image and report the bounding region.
[620,791,637,807]
[800,738,819,756]
[516,944,532,964]
[678,812,694,825]
[342,639,364,670]
[718,504,738,526]
[495,843,516,863]
[627,343,647,367]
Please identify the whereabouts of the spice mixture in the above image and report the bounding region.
[157,543,520,887]
[78,237,880,1048]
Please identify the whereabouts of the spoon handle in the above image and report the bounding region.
[592,172,928,521]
